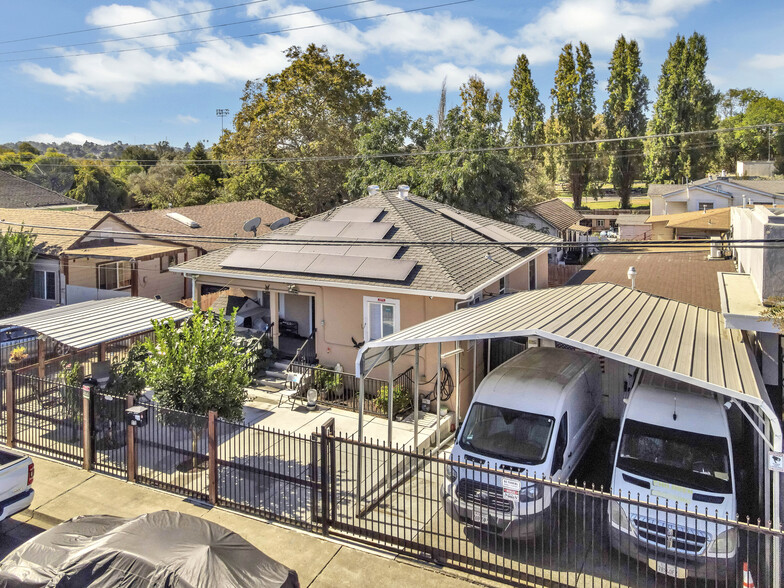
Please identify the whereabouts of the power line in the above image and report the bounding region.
[0,0,273,45]
[0,0,477,63]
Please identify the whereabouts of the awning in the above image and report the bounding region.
[358,282,768,408]
[0,297,191,349]
[65,243,186,261]
[718,272,778,334]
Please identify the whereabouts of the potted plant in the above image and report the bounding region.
[8,346,28,365]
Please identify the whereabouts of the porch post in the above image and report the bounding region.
[472,341,477,404]
[413,346,420,450]
[387,348,394,488]
[455,344,461,425]
[436,342,442,448]
[355,360,365,517]
[270,291,280,349]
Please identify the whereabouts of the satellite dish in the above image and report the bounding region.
[243,217,262,237]
[268,217,291,231]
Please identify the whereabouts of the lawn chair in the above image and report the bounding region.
[277,372,304,410]
[92,361,112,390]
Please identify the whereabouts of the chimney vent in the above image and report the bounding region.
[367,185,380,196]
[397,184,410,200]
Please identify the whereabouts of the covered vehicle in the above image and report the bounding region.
[0,510,299,588]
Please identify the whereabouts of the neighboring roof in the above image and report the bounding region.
[0,297,191,349]
[118,200,295,252]
[0,207,108,255]
[567,250,735,311]
[648,177,784,198]
[64,243,187,261]
[361,282,764,406]
[615,214,650,226]
[0,171,83,209]
[718,271,778,334]
[568,223,590,233]
[172,191,559,298]
[645,207,730,230]
[523,198,583,232]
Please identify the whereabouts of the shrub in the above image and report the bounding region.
[373,384,411,416]
[314,366,342,396]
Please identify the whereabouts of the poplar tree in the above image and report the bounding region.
[508,53,545,158]
[645,33,720,182]
[604,36,649,208]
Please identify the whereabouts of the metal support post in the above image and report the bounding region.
[436,342,442,447]
[413,346,420,450]
[387,349,394,489]
[207,411,218,505]
[82,386,92,471]
[5,371,14,449]
[355,372,365,517]
[126,395,136,483]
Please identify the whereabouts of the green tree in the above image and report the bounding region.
[25,150,76,193]
[68,165,129,211]
[127,164,186,208]
[121,145,158,170]
[645,33,720,182]
[604,36,649,208]
[17,142,40,156]
[143,308,251,468]
[719,88,766,119]
[0,229,37,318]
[508,53,545,159]
[218,44,387,216]
[185,141,222,182]
[718,95,784,173]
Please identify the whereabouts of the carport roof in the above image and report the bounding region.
[359,282,767,407]
[0,297,191,350]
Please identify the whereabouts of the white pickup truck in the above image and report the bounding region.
[0,450,34,521]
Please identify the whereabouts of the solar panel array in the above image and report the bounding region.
[296,220,392,240]
[437,207,528,251]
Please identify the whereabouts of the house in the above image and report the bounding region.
[645,207,730,240]
[737,160,776,178]
[118,200,295,253]
[0,208,201,314]
[647,176,784,216]
[513,197,585,241]
[615,214,650,240]
[0,171,94,210]
[170,187,559,384]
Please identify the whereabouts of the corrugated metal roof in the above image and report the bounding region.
[361,282,765,406]
[0,297,191,349]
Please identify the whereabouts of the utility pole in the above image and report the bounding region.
[216,108,229,133]
[769,125,772,161]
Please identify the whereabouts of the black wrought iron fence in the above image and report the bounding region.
[90,391,128,478]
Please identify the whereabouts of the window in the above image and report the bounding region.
[98,261,132,290]
[498,275,508,295]
[597,219,605,227]
[551,413,568,475]
[32,270,56,301]
[528,260,536,291]
[160,254,178,273]
[698,202,714,211]
[363,296,400,341]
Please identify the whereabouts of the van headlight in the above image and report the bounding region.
[609,502,636,536]
[520,484,543,502]
[707,528,737,556]
[445,464,457,482]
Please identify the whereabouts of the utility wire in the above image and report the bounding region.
[0,0,477,63]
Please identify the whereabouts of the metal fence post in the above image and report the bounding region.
[320,425,329,536]
[37,339,45,379]
[207,411,217,505]
[5,370,15,448]
[82,384,92,471]
[126,395,136,483]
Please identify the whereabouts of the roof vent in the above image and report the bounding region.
[166,212,200,228]
[397,185,410,200]
[367,185,380,196]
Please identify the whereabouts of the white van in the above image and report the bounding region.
[442,347,601,538]
[609,372,737,580]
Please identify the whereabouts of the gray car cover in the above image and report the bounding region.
[0,510,299,588]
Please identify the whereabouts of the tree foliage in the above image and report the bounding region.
[68,166,129,211]
[604,36,649,208]
[0,229,37,318]
[718,92,784,173]
[121,145,159,170]
[645,33,720,182]
[508,53,545,159]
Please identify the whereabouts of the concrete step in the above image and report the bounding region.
[254,376,286,390]
[264,369,287,379]
[272,360,291,372]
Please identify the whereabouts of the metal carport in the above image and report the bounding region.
[355,282,782,583]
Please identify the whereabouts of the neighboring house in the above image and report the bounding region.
[170,188,559,383]
[721,205,784,403]
[737,160,776,178]
[645,207,730,240]
[0,171,94,210]
[647,176,784,216]
[118,200,295,253]
[568,250,735,312]
[0,208,201,314]
[513,198,585,241]
[615,214,650,240]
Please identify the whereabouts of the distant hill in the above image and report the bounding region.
[0,140,190,159]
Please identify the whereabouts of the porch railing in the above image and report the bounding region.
[288,330,317,368]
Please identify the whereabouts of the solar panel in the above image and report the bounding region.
[437,208,481,229]
[299,244,351,256]
[219,249,275,269]
[476,225,527,251]
[307,254,365,276]
[354,258,416,281]
[337,222,392,240]
[257,243,304,253]
[330,207,384,222]
[345,245,400,259]
[296,220,348,237]
[260,251,318,272]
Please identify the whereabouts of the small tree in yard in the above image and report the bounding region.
[143,308,251,470]
[0,228,37,318]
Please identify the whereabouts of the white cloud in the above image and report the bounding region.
[176,114,199,124]
[385,63,507,93]
[750,53,784,70]
[26,132,112,145]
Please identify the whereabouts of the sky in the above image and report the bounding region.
[1,0,784,148]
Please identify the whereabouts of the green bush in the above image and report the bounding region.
[373,384,411,416]
[314,366,342,396]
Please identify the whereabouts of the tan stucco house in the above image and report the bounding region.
[170,188,559,392]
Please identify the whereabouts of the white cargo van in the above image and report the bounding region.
[609,372,737,580]
[442,347,601,538]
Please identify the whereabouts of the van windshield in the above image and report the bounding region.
[460,403,554,465]
[618,419,732,494]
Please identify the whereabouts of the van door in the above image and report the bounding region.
[551,413,568,480]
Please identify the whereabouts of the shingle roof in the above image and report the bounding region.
[646,207,730,230]
[0,171,83,208]
[648,177,784,198]
[524,198,583,231]
[118,200,295,252]
[615,214,649,226]
[0,208,108,255]
[172,191,559,297]
[566,250,735,311]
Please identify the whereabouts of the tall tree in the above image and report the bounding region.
[219,44,387,216]
[121,145,159,170]
[550,42,596,208]
[68,166,129,211]
[185,141,222,182]
[718,96,784,172]
[604,36,649,208]
[508,53,545,159]
[0,229,37,318]
[644,33,720,182]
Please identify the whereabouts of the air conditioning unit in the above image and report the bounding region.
[709,236,724,259]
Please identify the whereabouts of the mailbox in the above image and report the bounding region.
[125,405,149,427]
[81,377,98,399]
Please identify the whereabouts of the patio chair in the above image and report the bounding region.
[278,372,304,410]
[92,361,112,390]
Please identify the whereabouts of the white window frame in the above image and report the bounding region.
[528,259,537,291]
[498,275,509,295]
[98,260,132,291]
[363,296,401,342]
[32,270,56,301]
[597,219,605,227]
[698,201,714,211]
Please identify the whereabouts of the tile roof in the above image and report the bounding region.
[0,171,83,208]
[646,207,730,230]
[615,214,650,226]
[566,250,735,311]
[0,208,108,255]
[117,200,295,252]
[524,198,583,231]
[172,191,559,297]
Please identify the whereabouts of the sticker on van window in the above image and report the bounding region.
[502,478,521,502]
[650,480,691,504]
[770,451,784,473]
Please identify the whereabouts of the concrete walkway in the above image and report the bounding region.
[0,456,499,588]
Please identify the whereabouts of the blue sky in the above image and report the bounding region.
[2,0,784,148]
